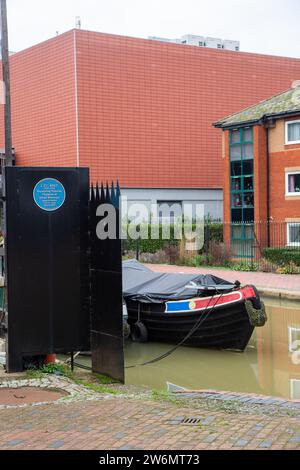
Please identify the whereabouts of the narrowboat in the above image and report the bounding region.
[123,260,267,351]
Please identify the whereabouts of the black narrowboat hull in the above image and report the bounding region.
[126,287,265,351]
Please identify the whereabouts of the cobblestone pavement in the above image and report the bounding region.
[147,264,300,295]
[0,377,102,410]
[0,393,300,450]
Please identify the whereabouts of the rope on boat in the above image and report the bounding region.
[67,293,224,372]
[125,289,227,369]
[68,280,238,371]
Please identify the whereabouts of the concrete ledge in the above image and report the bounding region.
[258,287,300,301]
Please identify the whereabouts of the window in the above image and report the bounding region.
[288,326,300,353]
[285,120,300,145]
[286,171,300,195]
[287,223,300,246]
[229,127,254,257]
[290,380,300,400]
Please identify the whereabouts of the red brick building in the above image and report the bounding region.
[2,29,300,218]
[214,85,300,254]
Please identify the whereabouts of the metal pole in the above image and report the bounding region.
[0,0,12,372]
[1,0,13,166]
[205,225,210,265]
[70,351,74,372]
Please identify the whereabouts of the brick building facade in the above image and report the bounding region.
[215,85,300,254]
[2,29,300,218]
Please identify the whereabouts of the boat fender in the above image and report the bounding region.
[131,321,148,343]
[249,285,262,310]
[245,300,267,327]
[123,320,131,340]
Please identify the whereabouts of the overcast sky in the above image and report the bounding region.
[7,0,300,58]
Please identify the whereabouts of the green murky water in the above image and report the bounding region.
[75,298,300,399]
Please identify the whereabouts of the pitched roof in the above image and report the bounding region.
[214,85,300,128]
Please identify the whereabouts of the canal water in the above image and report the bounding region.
[76,298,300,400]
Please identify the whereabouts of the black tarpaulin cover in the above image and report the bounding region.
[122,260,235,303]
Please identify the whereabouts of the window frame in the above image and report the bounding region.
[229,127,255,258]
[285,171,300,196]
[287,222,300,247]
[285,120,300,145]
[290,379,300,400]
[288,326,300,353]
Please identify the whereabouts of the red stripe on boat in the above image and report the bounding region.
[191,291,242,310]
[240,286,256,299]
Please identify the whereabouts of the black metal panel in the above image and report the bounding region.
[89,182,124,383]
[5,167,90,372]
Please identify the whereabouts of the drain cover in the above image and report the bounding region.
[180,417,203,425]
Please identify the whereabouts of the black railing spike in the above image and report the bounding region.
[116,181,121,208]
[116,180,121,195]
[105,181,111,203]
[115,181,121,209]
[90,184,95,203]
[95,182,100,202]
[111,181,116,207]
[100,182,105,203]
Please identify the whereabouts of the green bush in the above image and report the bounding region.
[262,248,300,267]
[177,254,205,267]
[207,223,223,243]
[231,262,259,272]
[122,222,223,254]
[122,223,179,254]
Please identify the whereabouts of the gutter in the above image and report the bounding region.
[214,109,300,130]
[265,125,270,246]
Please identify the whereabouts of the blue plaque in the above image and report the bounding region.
[33,178,66,212]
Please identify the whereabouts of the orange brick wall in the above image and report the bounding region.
[75,30,300,188]
[270,153,300,219]
[3,29,300,189]
[0,31,77,167]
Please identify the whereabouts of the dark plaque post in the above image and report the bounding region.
[5,167,90,372]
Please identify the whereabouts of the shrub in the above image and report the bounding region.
[276,261,300,275]
[262,248,300,267]
[259,258,277,273]
[138,250,171,264]
[122,222,224,255]
[209,241,232,266]
[177,254,205,267]
[122,223,180,254]
[207,223,223,243]
[231,262,259,272]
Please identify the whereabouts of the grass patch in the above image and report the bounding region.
[151,388,182,405]
[26,363,73,379]
[26,363,120,395]
[26,362,115,382]
[92,372,117,385]
[73,378,121,395]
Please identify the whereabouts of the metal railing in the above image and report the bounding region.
[122,221,300,273]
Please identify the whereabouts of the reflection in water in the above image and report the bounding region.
[74,298,300,399]
[124,298,300,399]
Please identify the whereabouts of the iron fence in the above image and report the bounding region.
[122,221,300,273]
